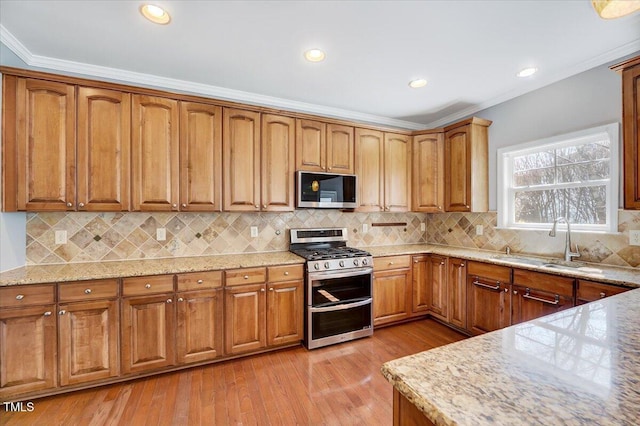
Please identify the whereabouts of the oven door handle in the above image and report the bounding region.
[309,297,372,313]
[309,267,373,282]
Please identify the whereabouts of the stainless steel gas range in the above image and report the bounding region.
[290,228,373,349]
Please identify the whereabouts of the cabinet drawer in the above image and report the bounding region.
[577,280,628,302]
[268,265,304,282]
[374,255,411,271]
[513,269,574,297]
[467,261,511,283]
[225,267,266,286]
[58,279,119,302]
[177,271,223,291]
[122,275,174,296]
[0,284,55,308]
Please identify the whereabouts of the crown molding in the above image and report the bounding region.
[0,25,423,130]
[424,39,640,128]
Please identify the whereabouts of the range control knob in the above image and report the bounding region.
[339,260,345,267]
[362,258,368,265]
[324,262,330,269]
[353,259,359,266]
[314,263,320,270]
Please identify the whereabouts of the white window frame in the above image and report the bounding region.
[497,123,619,233]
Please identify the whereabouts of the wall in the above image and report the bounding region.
[25,211,426,264]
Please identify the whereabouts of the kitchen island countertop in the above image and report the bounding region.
[381,287,640,425]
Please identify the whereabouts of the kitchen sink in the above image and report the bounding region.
[490,254,547,266]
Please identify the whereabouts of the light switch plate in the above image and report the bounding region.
[156,228,166,241]
[420,222,426,232]
[362,224,368,233]
[630,230,640,246]
[55,230,67,245]
[251,226,259,238]
[475,225,484,236]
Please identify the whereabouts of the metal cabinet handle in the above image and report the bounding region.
[44,311,52,316]
[261,288,265,292]
[255,204,259,209]
[78,202,85,208]
[284,271,289,276]
[513,290,518,295]
[145,284,151,289]
[66,202,73,207]
[599,292,606,299]
[263,204,267,209]
[59,310,66,315]
[85,288,92,294]
[440,261,445,265]
[182,203,187,208]
[197,279,204,284]
[389,262,394,265]
[244,275,249,279]
[178,297,184,302]
[460,263,465,267]
[172,203,177,208]
[269,288,274,291]
[15,294,24,300]
[166,299,173,303]
[523,289,560,305]
[472,280,500,291]
[504,288,509,293]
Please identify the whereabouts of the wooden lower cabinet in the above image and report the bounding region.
[512,269,574,324]
[176,289,223,364]
[576,280,629,305]
[225,283,267,355]
[267,280,303,346]
[121,294,175,374]
[411,255,430,315]
[58,299,119,386]
[447,258,467,330]
[466,261,512,335]
[427,255,448,322]
[0,304,57,398]
[373,256,412,326]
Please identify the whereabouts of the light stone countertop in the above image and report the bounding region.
[381,287,640,426]
[0,251,304,286]
[1,244,638,287]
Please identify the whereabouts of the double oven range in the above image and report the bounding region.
[290,228,373,349]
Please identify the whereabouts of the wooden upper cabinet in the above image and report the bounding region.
[326,124,354,174]
[444,118,490,212]
[77,87,131,211]
[223,108,261,211]
[384,133,411,212]
[131,95,179,211]
[296,119,354,173]
[612,56,640,209]
[296,119,326,172]
[179,101,222,211]
[355,128,384,212]
[412,132,444,212]
[13,78,76,211]
[261,114,295,211]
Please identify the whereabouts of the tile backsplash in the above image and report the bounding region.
[427,210,640,268]
[25,210,427,265]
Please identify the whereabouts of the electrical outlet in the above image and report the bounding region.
[362,223,368,233]
[156,228,166,241]
[475,225,484,236]
[420,222,426,232]
[630,230,640,246]
[55,230,67,245]
[251,226,259,238]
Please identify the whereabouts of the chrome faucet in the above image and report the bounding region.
[549,217,580,262]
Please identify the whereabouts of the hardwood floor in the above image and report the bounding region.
[1,319,465,426]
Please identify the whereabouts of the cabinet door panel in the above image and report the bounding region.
[77,87,131,211]
[131,95,179,211]
[267,281,303,346]
[467,276,510,335]
[121,295,175,374]
[384,133,411,212]
[447,258,467,330]
[261,114,295,211]
[411,255,430,315]
[355,128,384,212]
[373,269,411,326]
[444,127,471,211]
[412,133,444,212]
[58,299,119,386]
[0,305,56,398]
[223,108,261,211]
[326,124,354,174]
[296,119,326,172]
[224,284,266,354]
[176,289,223,364]
[622,62,640,208]
[16,79,75,211]
[512,286,573,324]
[428,255,448,321]
[179,101,222,211]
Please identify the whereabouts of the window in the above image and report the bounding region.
[497,123,619,232]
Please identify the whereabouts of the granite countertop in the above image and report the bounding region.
[0,251,304,286]
[381,287,640,426]
[1,243,637,287]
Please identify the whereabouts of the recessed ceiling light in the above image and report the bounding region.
[408,79,427,88]
[517,67,538,78]
[304,49,326,62]
[592,0,640,19]
[140,4,171,24]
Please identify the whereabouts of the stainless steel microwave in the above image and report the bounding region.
[296,171,357,209]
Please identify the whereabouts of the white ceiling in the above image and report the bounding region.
[1,1,639,130]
